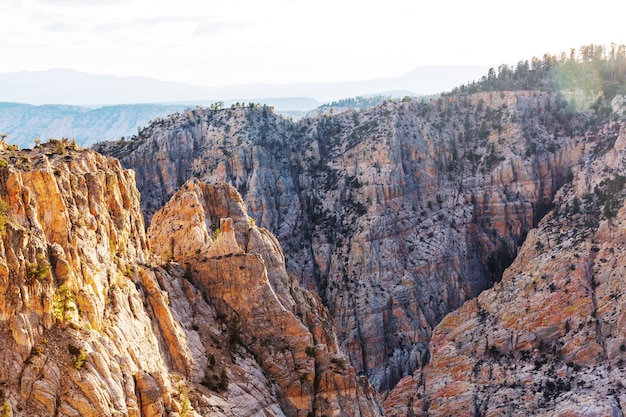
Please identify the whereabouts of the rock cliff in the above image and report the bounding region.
[147,179,383,417]
[384,98,626,415]
[0,139,183,416]
[0,140,381,416]
[96,91,586,392]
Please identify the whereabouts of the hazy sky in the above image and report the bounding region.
[2,0,625,86]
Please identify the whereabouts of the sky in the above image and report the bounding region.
[2,0,626,87]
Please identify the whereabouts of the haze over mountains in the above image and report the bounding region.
[0,66,491,105]
[0,66,490,147]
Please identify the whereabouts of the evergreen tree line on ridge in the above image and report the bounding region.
[445,43,626,100]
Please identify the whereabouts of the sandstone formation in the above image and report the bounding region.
[0,140,382,416]
[0,139,185,416]
[148,179,383,417]
[96,91,587,392]
[6,48,626,415]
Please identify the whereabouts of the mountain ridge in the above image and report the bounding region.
[385,95,626,416]
[3,44,626,416]
[95,46,626,412]
[0,66,492,105]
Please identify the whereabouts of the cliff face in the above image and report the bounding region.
[96,91,586,392]
[0,140,183,416]
[384,99,626,416]
[10,90,623,416]
[147,179,383,417]
[0,140,381,416]
[95,106,300,234]
[290,92,584,392]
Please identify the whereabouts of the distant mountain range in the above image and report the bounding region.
[0,66,491,105]
[0,102,192,147]
[0,66,492,146]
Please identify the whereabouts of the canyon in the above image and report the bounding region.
[2,52,626,415]
[95,90,588,396]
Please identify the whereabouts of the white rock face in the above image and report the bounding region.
[385,115,626,415]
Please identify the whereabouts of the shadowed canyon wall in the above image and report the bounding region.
[96,91,587,392]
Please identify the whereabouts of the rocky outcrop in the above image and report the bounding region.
[0,139,186,416]
[95,106,300,236]
[0,141,382,416]
[292,92,587,392]
[384,103,626,415]
[148,179,383,417]
[96,91,587,392]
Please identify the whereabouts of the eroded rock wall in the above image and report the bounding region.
[0,140,189,416]
[148,179,383,417]
[385,101,626,416]
[97,91,587,392]
[0,141,382,416]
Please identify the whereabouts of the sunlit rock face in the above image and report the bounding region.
[0,141,382,416]
[0,141,183,416]
[148,179,384,417]
[98,91,584,393]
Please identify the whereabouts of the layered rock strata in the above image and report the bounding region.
[0,140,382,416]
[384,100,626,415]
[0,140,186,416]
[96,91,587,391]
[148,179,383,417]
